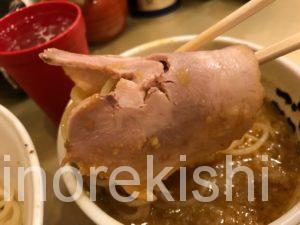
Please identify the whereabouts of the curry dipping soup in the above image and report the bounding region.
[81,102,300,225]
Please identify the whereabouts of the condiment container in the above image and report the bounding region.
[83,0,128,43]
[0,1,89,124]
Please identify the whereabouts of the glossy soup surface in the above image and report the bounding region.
[93,103,300,225]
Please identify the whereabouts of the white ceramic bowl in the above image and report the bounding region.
[0,105,44,225]
[57,35,300,225]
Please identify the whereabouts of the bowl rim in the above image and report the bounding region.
[58,35,300,225]
[0,104,44,225]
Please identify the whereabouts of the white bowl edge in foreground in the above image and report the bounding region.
[0,105,44,225]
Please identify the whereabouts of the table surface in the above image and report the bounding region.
[1,0,300,224]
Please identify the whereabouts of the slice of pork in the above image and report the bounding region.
[40,45,264,198]
[41,48,164,96]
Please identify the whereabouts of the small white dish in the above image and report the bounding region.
[0,105,44,225]
[57,35,300,225]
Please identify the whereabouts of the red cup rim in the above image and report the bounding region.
[0,1,83,56]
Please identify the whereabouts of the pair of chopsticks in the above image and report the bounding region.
[177,0,300,64]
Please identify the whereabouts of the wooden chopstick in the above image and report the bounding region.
[256,32,300,64]
[176,0,276,52]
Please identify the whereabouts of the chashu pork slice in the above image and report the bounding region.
[40,48,165,95]
[40,45,264,198]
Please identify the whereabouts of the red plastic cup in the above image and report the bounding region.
[0,1,89,124]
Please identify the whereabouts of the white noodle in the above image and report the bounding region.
[220,122,270,156]
[70,87,87,105]
[0,188,22,225]
[117,204,150,222]
[126,199,149,207]
[100,78,117,96]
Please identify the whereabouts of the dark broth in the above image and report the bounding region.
[93,102,300,225]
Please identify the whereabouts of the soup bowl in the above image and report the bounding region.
[57,35,300,225]
[0,105,44,225]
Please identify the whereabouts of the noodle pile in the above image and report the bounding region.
[110,117,278,222]
[0,188,22,225]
